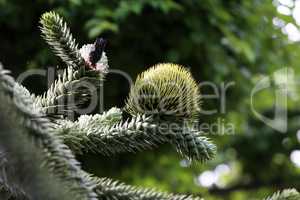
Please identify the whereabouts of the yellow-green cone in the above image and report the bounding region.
[125,63,201,121]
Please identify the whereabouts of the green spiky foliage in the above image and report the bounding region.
[0,151,28,200]
[91,177,204,200]
[125,63,201,122]
[0,63,205,200]
[0,64,98,200]
[265,189,300,200]
[38,12,107,116]
[0,11,213,200]
[34,66,101,116]
[0,10,296,200]
[40,11,84,69]
[56,108,216,162]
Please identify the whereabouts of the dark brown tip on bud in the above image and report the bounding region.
[89,38,107,66]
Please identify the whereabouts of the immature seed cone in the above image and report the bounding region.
[125,63,201,121]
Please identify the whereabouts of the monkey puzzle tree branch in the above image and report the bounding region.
[34,66,102,116]
[38,12,109,116]
[40,12,84,69]
[91,176,204,200]
[0,151,29,200]
[0,88,76,200]
[0,64,97,200]
[56,108,216,162]
[0,63,209,200]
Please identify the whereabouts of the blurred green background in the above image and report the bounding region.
[1,0,300,199]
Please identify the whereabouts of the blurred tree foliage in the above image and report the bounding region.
[1,0,300,199]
